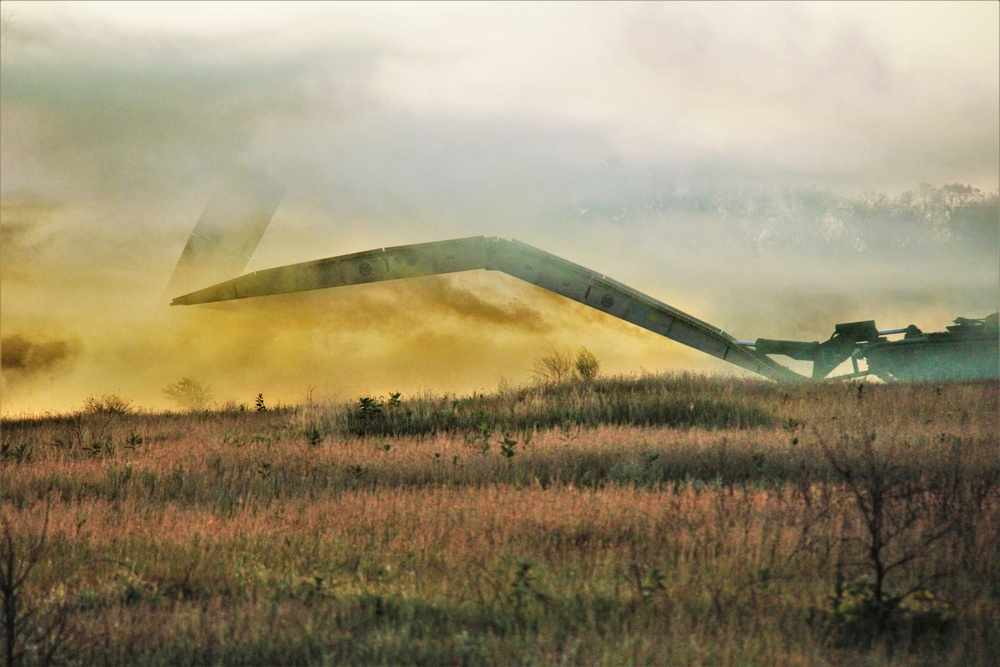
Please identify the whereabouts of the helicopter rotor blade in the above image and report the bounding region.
[172,236,803,381]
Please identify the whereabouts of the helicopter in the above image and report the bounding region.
[169,183,999,383]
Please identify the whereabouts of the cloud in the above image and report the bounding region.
[1,23,374,202]
[612,2,999,188]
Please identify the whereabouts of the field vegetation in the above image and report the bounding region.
[1,373,998,665]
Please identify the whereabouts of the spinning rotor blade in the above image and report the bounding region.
[166,169,285,298]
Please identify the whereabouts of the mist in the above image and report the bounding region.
[2,2,997,415]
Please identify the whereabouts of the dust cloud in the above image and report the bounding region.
[1,334,78,374]
[1,3,997,415]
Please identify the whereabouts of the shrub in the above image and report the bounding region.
[574,347,600,380]
[83,393,133,414]
[531,345,574,384]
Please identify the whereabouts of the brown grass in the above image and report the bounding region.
[1,375,998,665]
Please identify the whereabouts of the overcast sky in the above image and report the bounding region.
[2,1,998,413]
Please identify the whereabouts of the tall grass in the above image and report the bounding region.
[1,374,997,665]
[330,373,778,437]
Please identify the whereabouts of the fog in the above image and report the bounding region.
[2,2,997,414]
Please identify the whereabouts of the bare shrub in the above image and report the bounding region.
[531,345,574,385]
[813,428,1000,644]
[1,507,75,666]
[83,392,133,414]
[532,345,600,384]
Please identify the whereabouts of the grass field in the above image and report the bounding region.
[2,374,998,666]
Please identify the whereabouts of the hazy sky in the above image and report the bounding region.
[2,1,998,413]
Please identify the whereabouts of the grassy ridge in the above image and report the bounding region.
[335,373,778,436]
[2,374,998,665]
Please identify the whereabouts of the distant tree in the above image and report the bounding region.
[938,184,999,249]
[163,377,213,412]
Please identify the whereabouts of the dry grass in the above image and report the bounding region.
[1,374,998,665]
